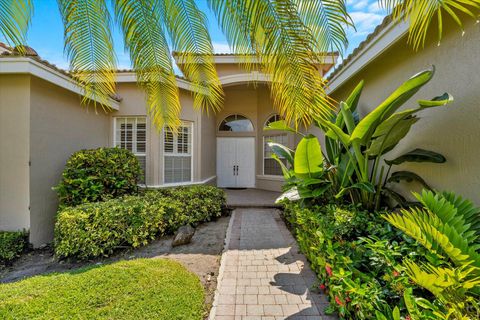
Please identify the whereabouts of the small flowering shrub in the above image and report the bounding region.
[283,202,429,319]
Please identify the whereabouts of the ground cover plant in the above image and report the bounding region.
[0,231,28,266]
[55,186,226,260]
[0,258,205,320]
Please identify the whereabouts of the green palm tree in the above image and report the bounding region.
[0,1,479,129]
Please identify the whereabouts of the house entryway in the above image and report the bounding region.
[217,137,255,188]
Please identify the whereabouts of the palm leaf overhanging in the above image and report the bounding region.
[0,0,31,52]
[380,0,480,50]
[208,0,352,128]
[58,0,117,108]
[1,1,479,128]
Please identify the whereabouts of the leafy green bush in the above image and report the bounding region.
[149,185,226,228]
[0,231,28,265]
[55,186,226,259]
[283,202,427,319]
[54,148,142,208]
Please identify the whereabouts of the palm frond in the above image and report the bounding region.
[404,260,480,302]
[161,0,224,115]
[383,204,480,269]
[0,0,32,51]
[293,0,352,55]
[380,0,480,50]
[441,191,480,244]
[114,0,181,129]
[58,0,116,108]
[208,0,348,128]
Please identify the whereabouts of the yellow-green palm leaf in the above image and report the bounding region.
[114,0,181,129]
[0,0,32,50]
[58,0,117,108]
[208,0,349,127]
[161,0,224,115]
[380,0,480,50]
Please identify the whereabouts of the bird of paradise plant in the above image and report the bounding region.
[267,67,452,210]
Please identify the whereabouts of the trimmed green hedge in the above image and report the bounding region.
[0,231,28,265]
[54,148,142,208]
[54,186,226,260]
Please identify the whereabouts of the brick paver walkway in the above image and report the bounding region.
[210,208,335,320]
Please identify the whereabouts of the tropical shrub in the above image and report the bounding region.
[268,67,451,210]
[384,190,480,319]
[283,201,426,319]
[0,231,28,265]
[54,186,226,259]
[54,148,142,208]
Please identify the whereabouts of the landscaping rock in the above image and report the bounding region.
[172,225,195,247]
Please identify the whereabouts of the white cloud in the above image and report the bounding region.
[368,2,382,13]
[212,42,231,54]
[349,11,384,34]
[351,0,369,10]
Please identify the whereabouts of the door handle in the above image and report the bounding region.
[233,165,236,176]
[236,165,239,175]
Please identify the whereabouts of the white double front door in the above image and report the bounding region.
[217,137,255,188]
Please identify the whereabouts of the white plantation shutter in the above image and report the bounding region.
[114,117,147,183]
[164,122,193,183]
[264,134,288,175]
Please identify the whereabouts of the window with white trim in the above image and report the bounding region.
[264,134,288,176]
[164,122,193,183]
[114,117,147,183]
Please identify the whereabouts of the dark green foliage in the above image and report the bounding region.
[283,202,427,319]
[0,231,28,265]
[54,148,142,208]
[54,186,226,260]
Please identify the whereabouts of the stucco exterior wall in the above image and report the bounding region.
[328,19,480,204]
[0,74,30,232]
[113,83,203,186]
[29,77,110,246]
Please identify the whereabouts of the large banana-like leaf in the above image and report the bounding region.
[0,0,32,50]
[267,141,294,167]
[114,0,181,129]
[264,120,298,134]
[367,92,453,156]
[335,80,364,128]
[387,171,432,190]
[366,116,419,156]
[350,68,435,145]
[380,0,480,50]
[385,149,446,166]
[294,134,324,178]
[58,0,117,108]
[161,0,223,114]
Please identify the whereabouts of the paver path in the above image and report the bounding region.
[210,208,335,320]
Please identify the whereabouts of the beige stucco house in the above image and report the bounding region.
[2,13,480,247]
[0,43,336,246]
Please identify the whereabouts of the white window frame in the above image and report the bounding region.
[263,134,288,176]
[113,116,147,183]
[162,122,194,185]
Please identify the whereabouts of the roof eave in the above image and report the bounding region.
[327,17,409,93]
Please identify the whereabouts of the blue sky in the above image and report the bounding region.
[15,0,387,70]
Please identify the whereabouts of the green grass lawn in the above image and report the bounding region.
[0,258,205,320]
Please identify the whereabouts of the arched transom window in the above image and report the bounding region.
[264,114,283,128]
[219,114,254,132]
